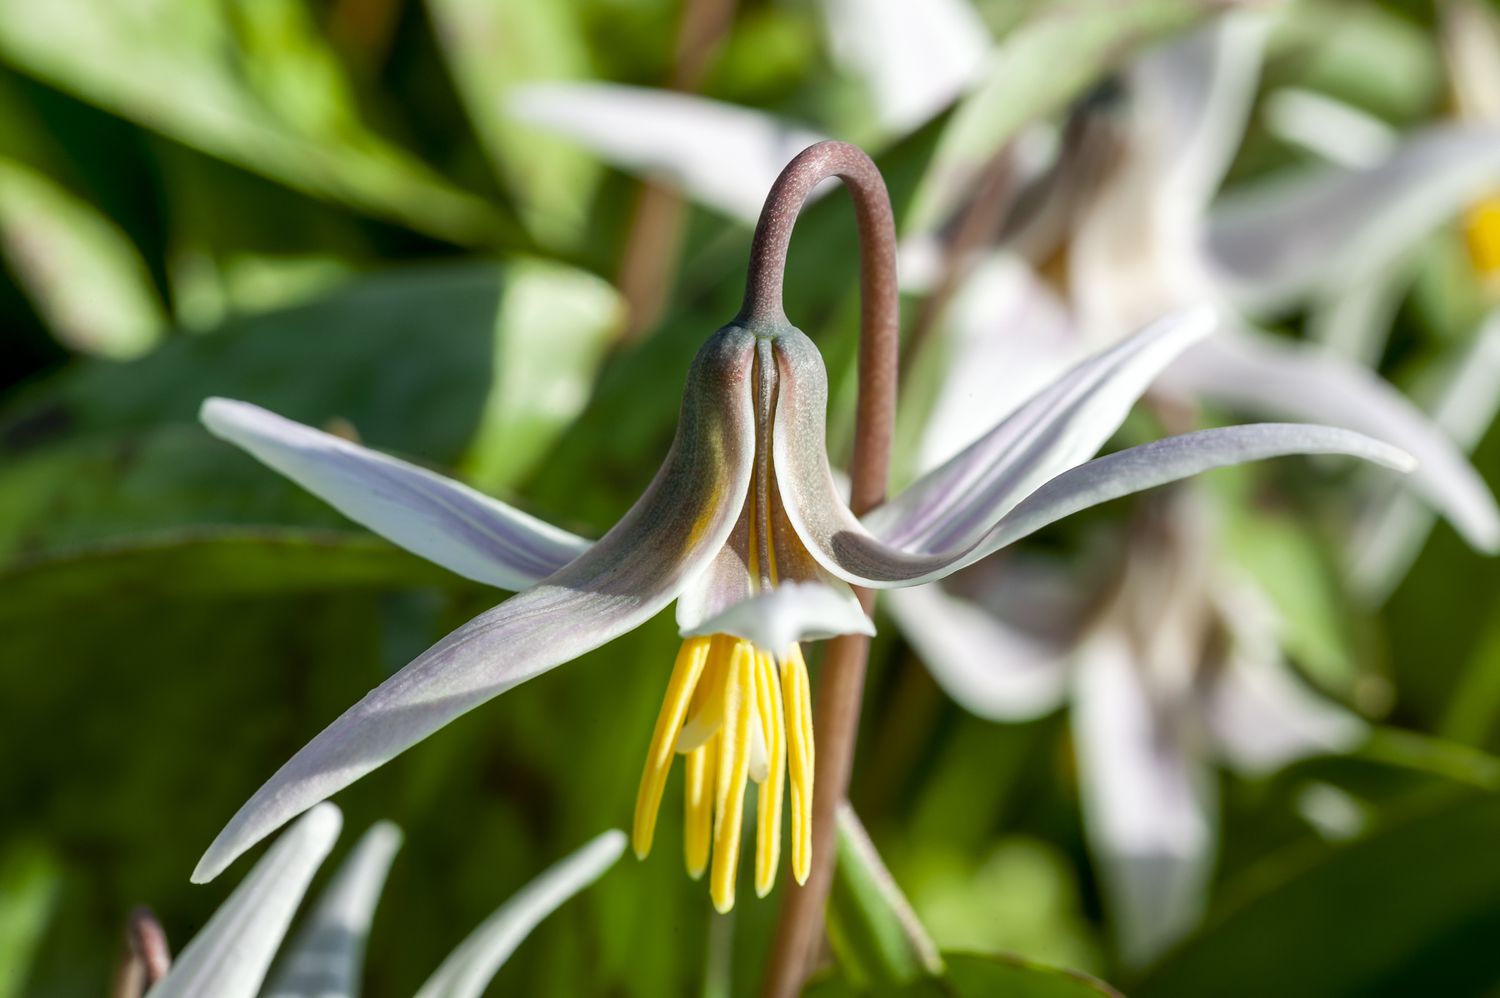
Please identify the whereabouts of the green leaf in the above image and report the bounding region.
[1137,792,1500,998]
[828,805,944,988]
[0,840,61,998]
[426,0,600,247]
[0,0,513,246]
[808,952,1121,997]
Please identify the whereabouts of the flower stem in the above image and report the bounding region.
[111,906,171,998]
[746,141,899,997]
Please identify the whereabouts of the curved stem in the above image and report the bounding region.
[751,141,899,997]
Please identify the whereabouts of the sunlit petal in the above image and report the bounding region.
[149,805,343,998]
[264,821,402,998]
[1163,327,1500,552]
[413,830,627,998]
[509,84,825,225]
[682,580,873,659]
[195,333,758,882]
[201,398,590,590]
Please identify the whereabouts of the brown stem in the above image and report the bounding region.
[751,140,899,997]
[111,906,171,998]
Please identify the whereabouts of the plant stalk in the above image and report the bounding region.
[744,140,899,998]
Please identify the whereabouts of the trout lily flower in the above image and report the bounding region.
[140,803,623,998]
[193,141,1409,915]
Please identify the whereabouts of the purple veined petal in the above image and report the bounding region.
[1130,11,1268,215]
[681,580,873,660]
[884,581,1071,721]
[413,830,626,998]
[815,0,989,135]
[149,805,343,998]
[868,307,1217,553]
[201,398,591,591]
[785,414,1414,589]
[915,254,1083,473]
[1207,124,1500,314]
[508,84,826,226]
[1162,327,1500,553]
[1072,624,1216,967]
[194,331,759,883]
[263,821,403,998]
[1348,311,1500,600]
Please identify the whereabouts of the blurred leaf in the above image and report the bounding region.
[910,0,1211,234]
[0,159,165,358]
[0,840,60,998]
[426,0,599,246]
[460,257,625,492]
[0,0,512,246]
[828,804,944,989]
[1138,792,1500,998]
[809,952,1121,997]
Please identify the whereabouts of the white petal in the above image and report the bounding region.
[1206,651,1367,777]
[414,830,626,998]
[885,581,1070,721]
[508,84,826,225]
[148,805,342,998]
[194,331,759,882]
[263,821,403,998]
[1262,87,1398,169]
[1209,124,1500,313]
[201,398,590,590]
[1163,328,1500,552]
[1072,627,1214,967]
[681,580,873,659]
[1348,310,1500,599]
[816,0,989,134]
[868,306,1217,553]
[916,254,1082,473]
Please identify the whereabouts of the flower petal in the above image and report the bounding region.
[1208,124,1500,314]
[681,580,873,659]
[1347,311,1500,599]
[414,830,626,998]
[148,805,343,998]
[263,821,403,998]
[1162,328,1500,552]
[201,398,590,590]
[885,581,1071,721]
[508,84,825,225]
[1072,624,1215,967]
[194,331,758,883]
[867,307,1217,552]
[815,0,989,134]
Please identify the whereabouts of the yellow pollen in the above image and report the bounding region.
[632,634,814,910]
[1465,195,1500,285]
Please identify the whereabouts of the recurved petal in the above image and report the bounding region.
[1072,625,1215,967]
[885,581,1071,721]
[413,830,626,998]
[866,307,1217,552]
[195,331,758,883]
[201,398,590,591]
[1162,328,1500,552]
[148,805,343,998]
[681,580,873,659]
[508,84,826,225]
[1208,124,1500,314]
[263,821,403,998]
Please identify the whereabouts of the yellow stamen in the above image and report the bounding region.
[754,649,787,897]
[678,635,735,753]
[782,643,815,885]
[684,732,717,879]
[632,637,713,858]
[710,640,755,913]
[1466,195,1500,283]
